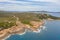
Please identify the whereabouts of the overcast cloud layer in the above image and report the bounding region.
[0,0,60,12]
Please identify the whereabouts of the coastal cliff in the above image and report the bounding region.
[0,12,60,40]
[0,17,44,40]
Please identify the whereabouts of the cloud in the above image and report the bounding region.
[0,0,58,6]
[0,0,59,6]
[0,0,60,12]
[30,0,54,2]
[0,0,12,2]
[0,3,60,12]
[0,0,60,4]
[0,4,41,11]
[28,0,60,3]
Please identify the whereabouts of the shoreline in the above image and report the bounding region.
[7,26,46,40]
[32,26,46,33]
[0,26,45,40]
[0,20,45,40]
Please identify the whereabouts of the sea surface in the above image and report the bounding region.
[6,13,60,40]
[48,13,60,17]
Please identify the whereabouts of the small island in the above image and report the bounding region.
[0,11,60,40]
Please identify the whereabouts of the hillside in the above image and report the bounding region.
[0,11,60,31]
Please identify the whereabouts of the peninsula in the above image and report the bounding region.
[0,11,60,40]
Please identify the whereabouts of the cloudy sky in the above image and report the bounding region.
[0,0,60,12]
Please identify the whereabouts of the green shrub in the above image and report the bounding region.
[21,20,33,26]
[0,22,16,30]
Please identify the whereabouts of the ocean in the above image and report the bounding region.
[6,13,60,40]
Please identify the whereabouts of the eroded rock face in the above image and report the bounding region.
[29,21,44,31]
[0,20,44,40]
[0,29,10,40]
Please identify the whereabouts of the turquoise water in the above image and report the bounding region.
[6,20,60,40]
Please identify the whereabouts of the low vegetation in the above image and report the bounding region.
[0,21,16,31]
[0,11,60,31]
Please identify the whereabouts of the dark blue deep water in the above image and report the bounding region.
[6,20,60,40]
[6,13,60,40]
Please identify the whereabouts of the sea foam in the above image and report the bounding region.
[33,26,46,33]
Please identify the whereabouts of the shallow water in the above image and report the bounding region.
[6,20,60,40]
